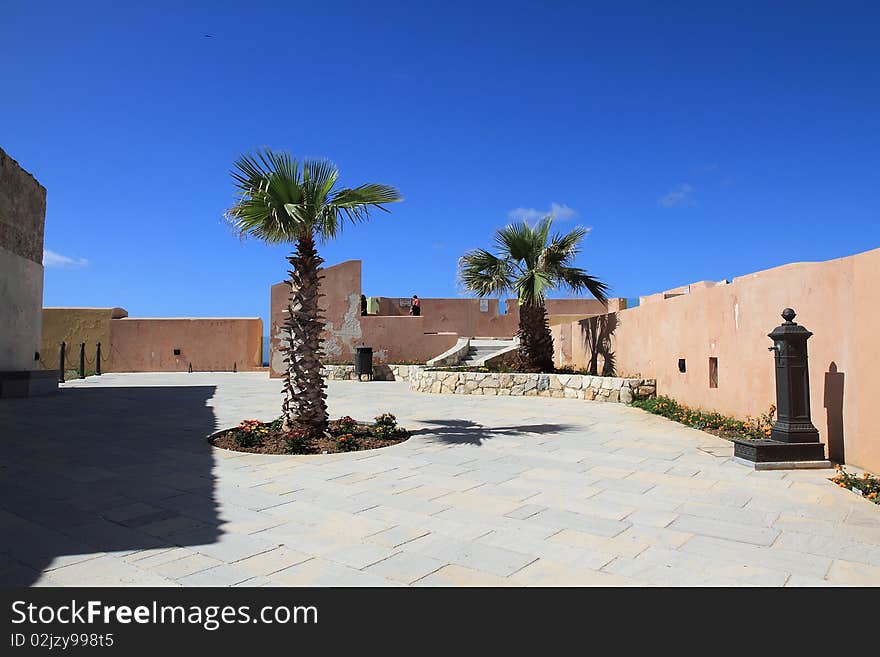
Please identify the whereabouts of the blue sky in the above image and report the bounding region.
[3,1,878,328]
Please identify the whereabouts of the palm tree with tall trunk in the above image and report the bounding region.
[227,149,401,435]
[459,216,608,372]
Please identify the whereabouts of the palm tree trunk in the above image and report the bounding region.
[516,303,555,372]
[281,231,328,435]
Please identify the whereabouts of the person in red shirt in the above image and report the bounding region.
[410,295,421,316]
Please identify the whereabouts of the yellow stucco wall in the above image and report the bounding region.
[40,307,128,372]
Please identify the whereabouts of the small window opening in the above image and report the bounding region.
[709,357,718,388]
[678,358,686,373]
[173,348,181,356]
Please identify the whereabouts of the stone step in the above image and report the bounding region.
[466,351,502,360]
[470,339,515,348]
[461,340,517,366]
[427,338,516,367]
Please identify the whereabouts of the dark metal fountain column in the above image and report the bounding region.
[733,308,829,468]
[768,308,820,443]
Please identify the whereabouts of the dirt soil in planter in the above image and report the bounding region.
[209,425,410,455]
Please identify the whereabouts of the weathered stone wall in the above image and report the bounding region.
[411,369,655,402]
[322,363,419,382]
[0,148,46,372]
[320,363,655,404]
[0,148,46,265]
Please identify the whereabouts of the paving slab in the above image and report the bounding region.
[363,551,447,584]
[0,372,877,587]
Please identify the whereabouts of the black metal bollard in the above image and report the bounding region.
[233,361,237,373]
[95,342,102,375]
[59,342,66,383]
[188,362,193,374]
[79,343,86,379]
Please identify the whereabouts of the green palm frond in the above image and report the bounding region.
[226,148,402,245]
[494,221,535,263]
[541,226,586,271]
[534,216,553,249]
[548,225,588,257]
[458,249,513,297]
[513,269,554,306]
[556,266,609,303]
[458,215,608,305]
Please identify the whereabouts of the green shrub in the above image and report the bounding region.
[426,364,627,376]
[329,416,359,436]
[631,396,774,440]
[336,433,359,451]
[374,413,398,429]
[832,466,880,503]
[553,365,591,375]
[373,424,397,440]
[424,366,490,373]
[233,419,268,448]
[283,428,312,454]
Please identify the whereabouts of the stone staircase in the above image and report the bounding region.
[459,339,517,366]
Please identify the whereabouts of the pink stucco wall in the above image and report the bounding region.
[360,318,458,363]
[372,296,619,337]
[552,247,880,473]
[269,259,616,375]
[109,318,263,372]
[372,297,517,337]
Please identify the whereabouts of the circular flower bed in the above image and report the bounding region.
[209,413,410,455]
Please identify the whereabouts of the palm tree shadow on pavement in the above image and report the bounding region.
[409,419,574,446]
[0,385,221,586]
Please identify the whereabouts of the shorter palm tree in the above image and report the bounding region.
[227,149,401,435]
[459,216,608,372]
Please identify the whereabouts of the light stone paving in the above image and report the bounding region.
[0,372,878,587]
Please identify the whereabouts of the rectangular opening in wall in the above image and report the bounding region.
[173,348,181,356]
[678,358,686,373]
[708,357,718,388]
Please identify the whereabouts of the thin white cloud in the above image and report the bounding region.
[658,184,696,208]
[508,202,578,222]
[43,249,88,268]
[692,163,718,174]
